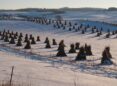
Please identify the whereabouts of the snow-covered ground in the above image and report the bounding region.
[0,13,117,85]
[59,11,117,24]
[1,11,117,24]
[0,50,117,86]
[0,11,52,18]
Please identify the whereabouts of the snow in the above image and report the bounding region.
[0,11,52,17]
[0,50,117,86]
[77,20,117,32]
[0,11,117,85]
[1,11,117,24]
[59,11,117,24]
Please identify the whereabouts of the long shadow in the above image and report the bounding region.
[1,43,117,79]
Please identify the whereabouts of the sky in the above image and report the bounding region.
[0,0,117,9]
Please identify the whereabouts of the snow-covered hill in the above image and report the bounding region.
[0,10,117,85]
[1,11,117,24]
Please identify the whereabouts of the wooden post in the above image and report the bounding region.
[10,66,14,86]
[93,56,94,66]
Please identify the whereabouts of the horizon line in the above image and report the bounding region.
[0,7,116,10]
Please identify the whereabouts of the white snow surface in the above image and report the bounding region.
[0,20,117,86]
[60,11,117,24]
[1,11,117,24]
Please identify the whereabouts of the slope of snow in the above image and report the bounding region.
[0,20,117,85]
[0,50,117,86]
[0,11,52,17]
[1,11,117,24]
[59,11,117,24]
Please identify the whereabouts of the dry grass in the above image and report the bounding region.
[0,82,31,86]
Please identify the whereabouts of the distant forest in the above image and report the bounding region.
[0,7,117,12]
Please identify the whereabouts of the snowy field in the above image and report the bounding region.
[1,11,117,24]
[0,21,117,86]
[0,50,117,86]
[60,11,117,24]
[0,10,117,86]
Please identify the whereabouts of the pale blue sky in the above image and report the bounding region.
[0,0,117,9]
